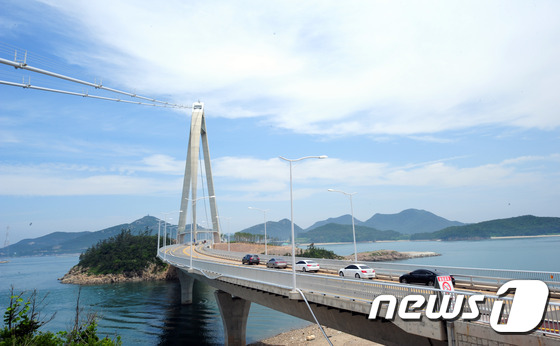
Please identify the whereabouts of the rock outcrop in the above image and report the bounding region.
[59,263,177,285]
[344,250,440,262]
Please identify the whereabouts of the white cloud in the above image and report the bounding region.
[213,154,558,198]
[0,158,184,196]
[4,154,547,197]
[0,172,183,196]
[120,154,185,175]
[28,0,560,137]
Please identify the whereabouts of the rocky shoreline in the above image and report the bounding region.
[58,263,177,285]
[344,249,440,262]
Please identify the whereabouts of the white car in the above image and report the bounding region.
[339,264,376,279]
[295,260,320,272]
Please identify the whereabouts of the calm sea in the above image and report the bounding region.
[1,236,559,345]
[320,236,560,272]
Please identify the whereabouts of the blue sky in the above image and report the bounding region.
[1,1,559,244]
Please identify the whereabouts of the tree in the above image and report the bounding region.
[299,243,342,259]
[1,286,121,345]
[78,229,167,275]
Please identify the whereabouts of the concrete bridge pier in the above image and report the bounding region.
[214,290,251,346]
[177,270,195,304]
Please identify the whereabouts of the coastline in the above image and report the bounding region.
[58,263,177,284]
[490,234,560,240]
[343,249,439,262]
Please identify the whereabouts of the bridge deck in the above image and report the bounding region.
[160,244,560,345]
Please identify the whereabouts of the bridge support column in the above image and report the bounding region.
[214,290,251,346]
[177,270,195,304]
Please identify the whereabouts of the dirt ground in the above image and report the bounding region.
[213,242,295,255]
[212,243,438,262]
[248,324,382,346]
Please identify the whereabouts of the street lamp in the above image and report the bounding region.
[161,210,182,260]
[328,189,358,263]
[279,155,327,293]
[248,207,269,255]
[157,219,163,256]
[186,195,215,269]
[218,216,232,252]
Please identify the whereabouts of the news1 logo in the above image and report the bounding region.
[369,280,549,333]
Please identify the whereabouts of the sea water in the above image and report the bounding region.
[0,255,305,345]
[319,236,560,272]
[1,236,559,345]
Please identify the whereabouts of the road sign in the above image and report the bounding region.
[437,276,454,292]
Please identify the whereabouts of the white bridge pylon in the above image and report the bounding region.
[177,102,221,244]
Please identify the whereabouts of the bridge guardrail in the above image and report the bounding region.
[162,245,560,337]
[203,247,560,294]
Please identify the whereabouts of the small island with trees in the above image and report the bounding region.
[59,230,176,285]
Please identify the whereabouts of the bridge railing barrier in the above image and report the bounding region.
[203,247,560,294]
[163,245,560,337]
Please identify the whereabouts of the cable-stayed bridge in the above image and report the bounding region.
[160,243,560,346]
[3,46,560,346]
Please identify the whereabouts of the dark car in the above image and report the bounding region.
[399,269,455,287]
[266,258,287,269]
[242,254,260,265]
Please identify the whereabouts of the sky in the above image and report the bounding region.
[1,0,559,245]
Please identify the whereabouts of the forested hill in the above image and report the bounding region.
[298,223,403,243]
[410,215,560,241]
[0,215,166,257]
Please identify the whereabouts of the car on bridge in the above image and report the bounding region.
[242,254,260,265]
[338,264,376,279]
[295,260,320,272]
[399,269,455,286]
[266,258,287,269]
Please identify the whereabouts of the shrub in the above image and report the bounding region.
[0,287,121,345]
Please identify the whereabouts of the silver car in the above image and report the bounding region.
[266,258,287,269]
[295,260,320,272]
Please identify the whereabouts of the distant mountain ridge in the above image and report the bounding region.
[0,216,170,257]
[241,218,303,242]
[306,215,366,231]
[411,215,560,240]
[304,208,464,234]
[364,209,465,234]
[3,211,557,257]
[299,223,402,243]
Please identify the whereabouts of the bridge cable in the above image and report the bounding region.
[199,147,211,237]
[0,80,184,108]
[0,56,188,109]
[295,288,333,346]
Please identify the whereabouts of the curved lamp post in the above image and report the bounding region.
[186,195,215,269]
[279,155,327,293]
[328,189,358,263]
[248,207,269,255]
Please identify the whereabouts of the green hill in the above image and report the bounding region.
[364,208,465,234]
[298,223,403,243]
[410,215,560,240]
[0,215,170,257]
[239,218,303,242]
[77,229,166,275]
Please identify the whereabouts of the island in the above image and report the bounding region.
[59,230,176,285]
[344,249,439,262]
